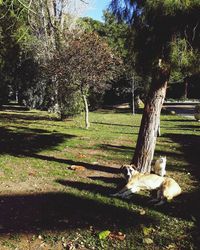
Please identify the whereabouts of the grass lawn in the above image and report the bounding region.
[0,104,199,249]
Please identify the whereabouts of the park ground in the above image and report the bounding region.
[0,104,199,249]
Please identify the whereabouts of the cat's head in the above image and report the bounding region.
[159,156,167,164]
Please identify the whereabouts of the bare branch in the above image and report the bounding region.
[192,22,199,41]
[16,0,36,14]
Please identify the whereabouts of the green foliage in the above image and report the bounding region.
[146,0,200,15]
[59,91,84,119]
[110,0,200,74]
[194,104,200,113]
[170,37,200,81]
[103,11,129,59]
[98,230,111,240]
[81,11,129,59]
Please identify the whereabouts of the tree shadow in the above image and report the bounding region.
[0,127,74,156]
[0,104,29,111]
[0,112,59,121]
[158,133,200,230]
[176,124,200,131]
[114,108,132,114]
[55,178,194,222]
[0,127,119,175]
[161,119,194,122]
[99,144,134,154]
[24,153,121,174]
[62,176,200,229]
[90,176,126,186]
[163,133,200,180]
[0,192,154,235]
[95,107,133,114]
[56,179,152,213]
[113,131,138,135]
[56,179,116,195]
[91,121,135,128]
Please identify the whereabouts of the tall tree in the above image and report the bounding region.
[0,0,27,104]
[110,0,200,172]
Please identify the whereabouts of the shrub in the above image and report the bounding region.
[194,104,200,121]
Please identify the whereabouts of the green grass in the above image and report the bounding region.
[0,105,199,249]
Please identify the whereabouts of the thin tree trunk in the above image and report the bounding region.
[82,94,90,129]
[132,75,135,115]
[184,77,188,99]
[132,62,170,173]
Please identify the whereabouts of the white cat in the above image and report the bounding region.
[153,156,167,177]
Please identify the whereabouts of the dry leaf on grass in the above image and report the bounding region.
[109,231,126,241]
[70,165,86,171]
[78,154,87,158]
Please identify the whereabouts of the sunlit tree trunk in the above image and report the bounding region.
[132,62,170,173]
[82,94,90,129]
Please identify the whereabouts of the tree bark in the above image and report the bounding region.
[184,77,188,99]
[131,74,135,115]
[82,94,90,129]
[132,63,170,173]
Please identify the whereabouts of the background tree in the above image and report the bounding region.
[81,11,148,113]
[0,0,23,105]
[47,31,120,128]
[2,0,95,113]
[170,37,200,99]
[110,0,200,172]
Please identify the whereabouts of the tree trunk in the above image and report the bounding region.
[132,63,170,173]
[184,77,188,99]
[82,94,90,129]
[131,74,135,115]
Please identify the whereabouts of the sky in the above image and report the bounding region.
[82,0,110,22]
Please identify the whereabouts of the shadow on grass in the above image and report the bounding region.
[99,144,134,154]
[57,179,117,195]
[0,112,59,121]
[26,154,121,174]
[0,104,59,121]
[0,127,121,175]
[0,104,29,111]
[157,133,200,232]
[90,176,126,186]
[91,121,135,128]
[176,124,200,131]
[56,177,200,227]
[161,119,194,122]
[0,127,74,156]
[0,192,154,234]
[95,107,133,114]
[164,133,200,180]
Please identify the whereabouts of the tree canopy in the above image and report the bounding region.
[110,0,200,73]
